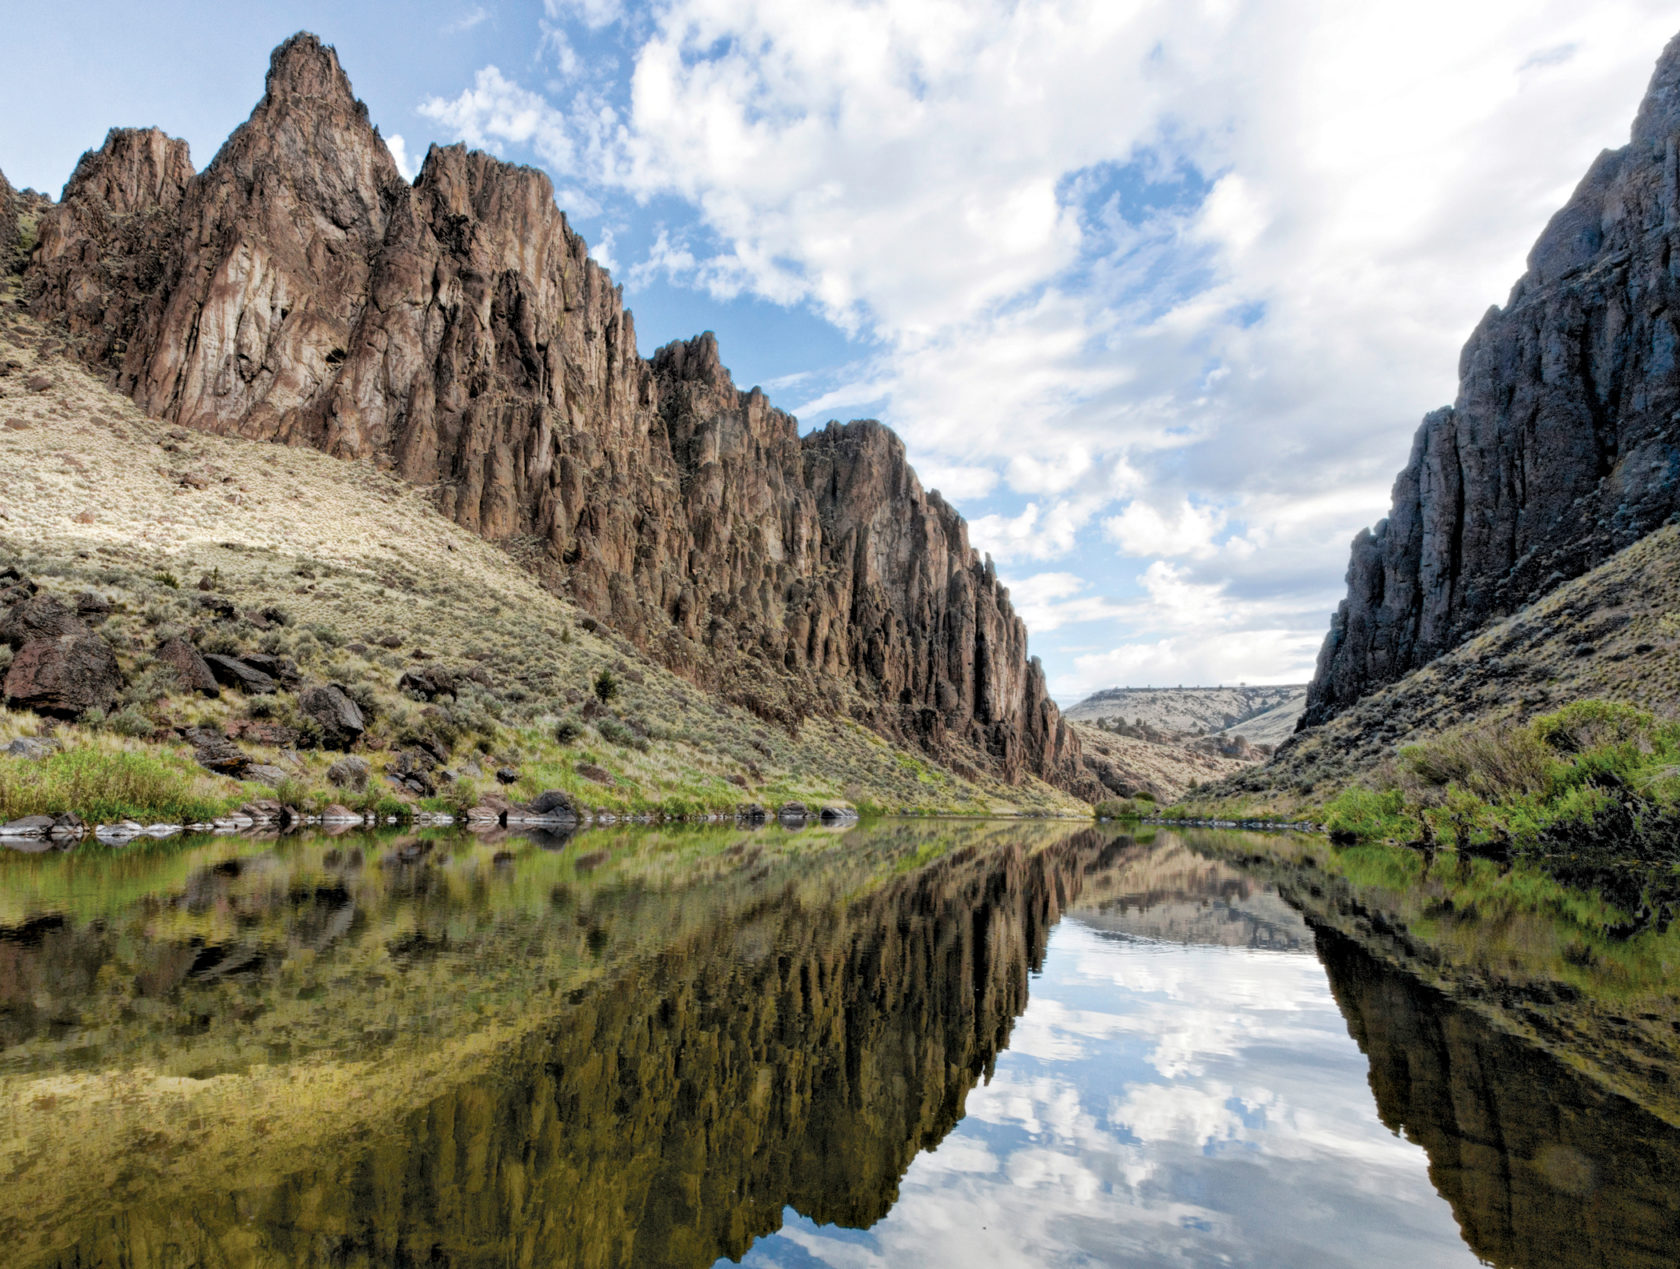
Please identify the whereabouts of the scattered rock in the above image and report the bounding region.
[203,654,277,695]
[388,750,435,796]
[241,652,300,688]
[321,804,361,823]
[226,718,299,747]
[195,593,238,621]
[3,633,123,719]
[576,762,613,785]
[327,755,370,790]
[156,636,221,696]
[242,764,289,788]
[186,726,249,777]
[299,684,364,750]
[495,766,518,785]
[398,666,458,700]
[4,737,58,760]
[777,801,809,820]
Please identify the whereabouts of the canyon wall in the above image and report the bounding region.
[1303,31,1680,728]
[23,34,1095,796]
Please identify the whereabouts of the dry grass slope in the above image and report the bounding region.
[0,299,1083,819]
[1195,522,1680,817]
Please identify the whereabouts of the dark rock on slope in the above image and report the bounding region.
[1304,31,1680,729]
[23,33,1093,797]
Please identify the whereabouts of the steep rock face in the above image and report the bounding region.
[24,33,1092,795]
[1304,31,1680,728]
[29,128,192,367]
[0,165,18,271]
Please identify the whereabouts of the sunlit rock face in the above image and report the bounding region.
[1319,928,1680,1269]
[1304,31,1680,728]
[15,827,1121,1268]
[22,33,1094,797]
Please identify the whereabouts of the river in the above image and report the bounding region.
[0,819,1675,1266]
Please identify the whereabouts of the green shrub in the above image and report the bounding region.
[0,746,236,823]
[554,715,583,744]
[1323,786,1420,844]
[593,668,619,705]
[106,705,156,739]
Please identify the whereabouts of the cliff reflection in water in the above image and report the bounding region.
[1319,927,1680,1269]
[5,822,1127,1268]
[6,824,1678,1267]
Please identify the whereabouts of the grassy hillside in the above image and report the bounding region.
[1174,523,1680,858]
[0,301,1084,821]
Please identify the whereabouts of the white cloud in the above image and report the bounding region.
[1103,499,1227,560]
[418,0,1680,686]
[384,133,417,182]
[442,5,490,34]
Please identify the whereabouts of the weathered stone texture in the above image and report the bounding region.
[25,33,1092,796]
[1304,31,1680,728]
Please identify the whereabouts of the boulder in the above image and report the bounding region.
[388,750,435,796]
[155,636,220,696]
[203,654,277,695]
[243,765,289,788]
[508,790,579,824]
[74,592,112,622]
[4,737,58,760]
[186,727,249,777]
[327,755,370,790]
[3,633,122,719]
[241,652,300,688]
[398,666,458,700]
[0,593,86,649]
[494,766,518,785]
[777,802,809,820]
[299,684,364,750]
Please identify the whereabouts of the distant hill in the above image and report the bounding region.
[1063,685,1306,738]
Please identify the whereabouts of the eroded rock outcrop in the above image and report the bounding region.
[1303,31,1680,728]
[0,165,18,272]
[24,33,1092,796]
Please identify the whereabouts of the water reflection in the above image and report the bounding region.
[1,824,1677,1267]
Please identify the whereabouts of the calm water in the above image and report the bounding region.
[0,819,1676,1267]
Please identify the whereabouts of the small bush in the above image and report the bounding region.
[107,705,156,738]
[153,571,180,589]
[593,668,619,705]
[596,716,648,752]
[554,715,584,744]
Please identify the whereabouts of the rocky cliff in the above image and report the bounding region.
[0,166,18,272]
[21,34,1093,796]
[1303,31,1680,729]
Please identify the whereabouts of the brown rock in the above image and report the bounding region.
[155,636,220,696]
[23,32,1098,800]
[203,653,276,695]
[2,633,122,719]
[0,593,86,649]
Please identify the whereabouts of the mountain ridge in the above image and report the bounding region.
[11,33,1099,800]
[1303,30,1680,729]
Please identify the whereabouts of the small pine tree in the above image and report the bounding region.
[593,667,619,705]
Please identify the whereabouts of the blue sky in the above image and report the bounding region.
[5,1,1676,703]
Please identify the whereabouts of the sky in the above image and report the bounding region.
[4,1,1677,704]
